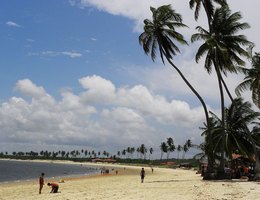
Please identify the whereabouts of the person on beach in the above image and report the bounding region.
[39,173,44,194]
[140,168,145,183]
[47,182,59,193]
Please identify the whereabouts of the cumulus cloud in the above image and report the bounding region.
[6,21,21,28]
[15,79,47,98]
[0,76,206,155]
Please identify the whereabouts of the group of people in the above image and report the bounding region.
[39,173,59,194]
[38,167,151,194]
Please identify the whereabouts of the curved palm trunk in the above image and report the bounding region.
[213,60,226,178]
[165,57,214,174]
[220,75,234,102]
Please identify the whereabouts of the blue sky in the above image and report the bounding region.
[1,0,260,158]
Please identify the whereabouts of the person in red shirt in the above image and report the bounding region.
[39,173,45,194]
[47,182,59,193]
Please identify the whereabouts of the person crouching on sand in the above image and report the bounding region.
[47,182,59,193]
[140,168,145,183]
[39,173,44,194]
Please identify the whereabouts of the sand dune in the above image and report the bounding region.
[0,162,259,200]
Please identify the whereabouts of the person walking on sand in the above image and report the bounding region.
[140,168,145,183]
[47,182,59,193]
[39,173,45,194]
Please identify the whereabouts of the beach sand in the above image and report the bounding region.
[0,162,259,200]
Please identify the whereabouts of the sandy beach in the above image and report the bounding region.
[0,162,259,200]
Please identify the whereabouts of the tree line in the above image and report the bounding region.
[0,138,194,161]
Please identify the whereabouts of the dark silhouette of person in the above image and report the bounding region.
[140,168,145,183]
[39,173,45,194]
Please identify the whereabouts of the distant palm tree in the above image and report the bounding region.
[84,150,88,157]
[160,142,168,160]
[166,137,175,159]
[126,147,131,158]
[182,144,189,159]
[140,144,147,159]
[130,147,135,158]
[177,145,182,159]
[149,147,154,160]
[122,149,126,158]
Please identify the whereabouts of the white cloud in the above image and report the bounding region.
[0,76,206,155]
[28,51,82,58]
[62,51,82,58]
[79,75,116,104]
[15,79,47,98]
[6,21,21,28]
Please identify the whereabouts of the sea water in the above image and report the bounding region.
[0,159,99,183]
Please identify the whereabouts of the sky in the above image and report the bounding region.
[0,0,260,158]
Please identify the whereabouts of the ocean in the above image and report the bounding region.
[0,159,99,183]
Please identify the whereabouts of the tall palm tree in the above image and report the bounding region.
[139,4,213,172]
[191,5,252,174]
[236,51,260,109]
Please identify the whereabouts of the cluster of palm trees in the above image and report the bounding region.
[119,144,154,160]
[160,138,192,160]
[139,0,260,179]
[7,149,112,159]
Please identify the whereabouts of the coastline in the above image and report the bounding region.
[0,160,259,200]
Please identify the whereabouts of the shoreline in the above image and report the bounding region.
[0,158,140,185]
[0,161,259,200]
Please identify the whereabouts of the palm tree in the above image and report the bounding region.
[149,147,154,160]
[236,51,260,109]
[130,147,135,158]
[182,144,189,159]
[140,144,147,159]
[139,4,213,171]
[182,140,192,159]
[136,147,140,158]
[192,5,252,174]
[160,142,168,159]
[189,0,227,25]
[166,137,175,159]
[177,145,182,159]
[126,147,131,158]
[122,149,126,158]
[209,98,260,176]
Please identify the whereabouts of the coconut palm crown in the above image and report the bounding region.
[139,5,188,64]
[191,6,252,76]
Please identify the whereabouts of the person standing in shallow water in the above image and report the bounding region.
[39,173,45,194]
[140,168,145,183]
